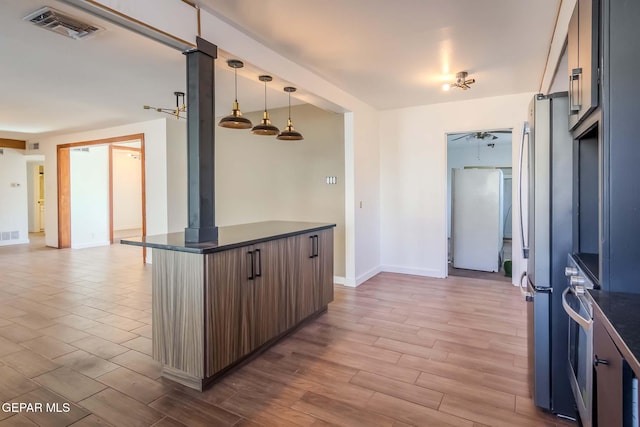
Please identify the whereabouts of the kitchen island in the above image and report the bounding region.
[122,221,335,390]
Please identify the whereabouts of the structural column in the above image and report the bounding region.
[184,37,218,243]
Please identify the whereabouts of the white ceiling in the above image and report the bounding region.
[0,0,297,137]
[197,0,561,110]
[447,130,512,147]
[0,0,560,138]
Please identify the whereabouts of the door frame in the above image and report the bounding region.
[444,128,513,278]
[57,134,146,259]
[109,145,144,244]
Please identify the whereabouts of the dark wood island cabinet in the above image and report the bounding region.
[122,221,335,390]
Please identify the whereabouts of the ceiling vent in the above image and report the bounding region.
[24,7,101,40]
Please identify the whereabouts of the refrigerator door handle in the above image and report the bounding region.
[519,271,532,300]
[518,121,530,259]
[561,287,593,330]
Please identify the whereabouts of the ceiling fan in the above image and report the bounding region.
[450,130,511,141]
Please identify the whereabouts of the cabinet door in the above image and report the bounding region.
[577,0,599,122]
[205,246,252,376]
[316,229,334,308]
[252,239,287,348]
[286,233,317,324]
[568,1,580,128]
[594,317,624,427]
[568,0,599,128]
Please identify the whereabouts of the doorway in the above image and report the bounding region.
[26,155,46,247]
[57,134,146,257]
[109,144,143,242]
[446,129,512,281]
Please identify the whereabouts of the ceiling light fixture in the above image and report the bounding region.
[143,91,186,119]
[277,87,303,141]
[251,75,279,136]
[442,71,476,91]
[218,59,253,129]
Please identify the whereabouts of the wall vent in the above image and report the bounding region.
[24,7,102,40]
[29,142,40,150]
[0,231,20,241]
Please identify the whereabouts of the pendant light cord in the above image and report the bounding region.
[234,68,238,103]
[264,80,267,113]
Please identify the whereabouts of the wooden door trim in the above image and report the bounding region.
[57,146,71,248]
[57,133,146,257]
[0,138,26,149]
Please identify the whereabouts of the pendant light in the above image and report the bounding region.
[143,91,186,120]
[251,75,279,136]
[218,59,253,129]
[277,87,303,141]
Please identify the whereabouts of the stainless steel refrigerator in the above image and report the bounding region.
[518,93,575,417]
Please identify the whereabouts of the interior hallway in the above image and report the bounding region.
[0,239,574,426]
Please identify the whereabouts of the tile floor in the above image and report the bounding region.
[0,235,575,426]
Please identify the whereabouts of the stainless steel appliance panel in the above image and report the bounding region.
[527,283,551,405]
[522,93,575,417]
[565,254,594,427]
[528,96,551,289]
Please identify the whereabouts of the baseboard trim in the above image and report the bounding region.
[344,266,382,287]
[333,276,346,285]
[71,241,111,249]
[0,239,29,247]
[381,265,444,278]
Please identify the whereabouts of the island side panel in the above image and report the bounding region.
[152,248,204,380]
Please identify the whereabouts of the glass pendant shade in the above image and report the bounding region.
[252,75,279,136]
[277,87,303,141]
[218,59,253,129]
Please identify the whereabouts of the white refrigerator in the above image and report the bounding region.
[451,168,503,272]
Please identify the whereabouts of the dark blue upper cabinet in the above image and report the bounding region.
[568,0,600,131]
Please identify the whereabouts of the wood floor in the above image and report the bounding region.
[0,238,576,426]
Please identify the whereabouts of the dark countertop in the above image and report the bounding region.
[120,220,335,254]
[589,289,640,376]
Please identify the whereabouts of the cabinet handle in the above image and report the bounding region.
[569,68,582,112]
[594,356,609,366]
[309,236,315,258]
[254,248,262,277]
[247,250,254,280]
[314,235,319,258]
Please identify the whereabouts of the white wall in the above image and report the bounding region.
[350,110,381,285]
[0,148,29,246]
[216,104,346,278]
[35,118,169,248]
[380,92,534,284]
[200,10,380,286]
[112,149,142,231]
[447,140,512,238]
[165,118,187,233]
[70,146,110,248]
